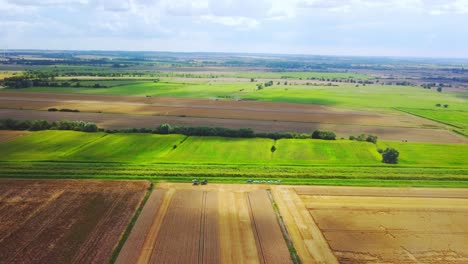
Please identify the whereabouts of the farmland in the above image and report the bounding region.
[0,179,149,264]
[117,183,292,264]
[277,185,468,263]
[1,130,467,167]
[0,50,467,264]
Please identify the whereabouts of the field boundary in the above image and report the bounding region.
[109,181,153,264]
[267,189,301,264]
[395,107,465,130]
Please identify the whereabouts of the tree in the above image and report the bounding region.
[311,130,336,140]
[256,83,263,90]
[437,87,442,92]
[443,104,449,108]
[366,135,378,144]
[250,78,255,82]
[382,148,399,164]
[158,123,172,134]
[271,145,276,152]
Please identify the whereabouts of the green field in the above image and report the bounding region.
[378,141,468,166]
[398,108,468,135]
[1,130,467,187]
[162,136,273,164]
[66,133,186,162]
[5,81,467,111]
[273,139,381,164]
[1,130,467,166]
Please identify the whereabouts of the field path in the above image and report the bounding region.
[137,189,174,264]
[116,189,166,264]
[271,186,338,264]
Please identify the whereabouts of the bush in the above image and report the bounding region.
[311,130,336,140]
[271,145,276,153]
[382,148,399,164]
[48,108,58,112]
[349,133,378,144]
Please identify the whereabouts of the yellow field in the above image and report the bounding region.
[0,71,20,80]
[272,185,468,263]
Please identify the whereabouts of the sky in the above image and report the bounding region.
[1,0,468,58]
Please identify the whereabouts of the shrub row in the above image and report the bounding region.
[0,119,341,141]
[48,108,80,112]
[0,119,98,132]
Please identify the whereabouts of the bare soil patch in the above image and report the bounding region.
[0,91,441,128]
[0,179,149,264]
[0,130,29,142]
[1,109,465,143]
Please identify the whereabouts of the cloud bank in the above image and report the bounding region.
[1,0,467,57]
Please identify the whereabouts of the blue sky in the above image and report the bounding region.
[1,0,468,58]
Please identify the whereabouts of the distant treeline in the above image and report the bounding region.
[2,76,109,89]
[0,119,339,140]
[0,119,98,132]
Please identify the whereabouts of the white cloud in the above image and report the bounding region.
[200,15,259,29]
[0,0,467,57]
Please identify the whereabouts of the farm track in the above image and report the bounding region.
[295,185,468,198]
[270,187,338,264]
[116,189,166,264]
[137,189,174,264]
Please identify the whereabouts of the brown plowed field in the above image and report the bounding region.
[0,130,29,142]
[119,183,292,264]
[276,185,468,264]
[0,179,149,264]
[0,91,441,128]
[1,109,465,143]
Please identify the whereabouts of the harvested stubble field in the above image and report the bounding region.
[0,179,149,264]
[272,185,468,264]
[117,183,292,264]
